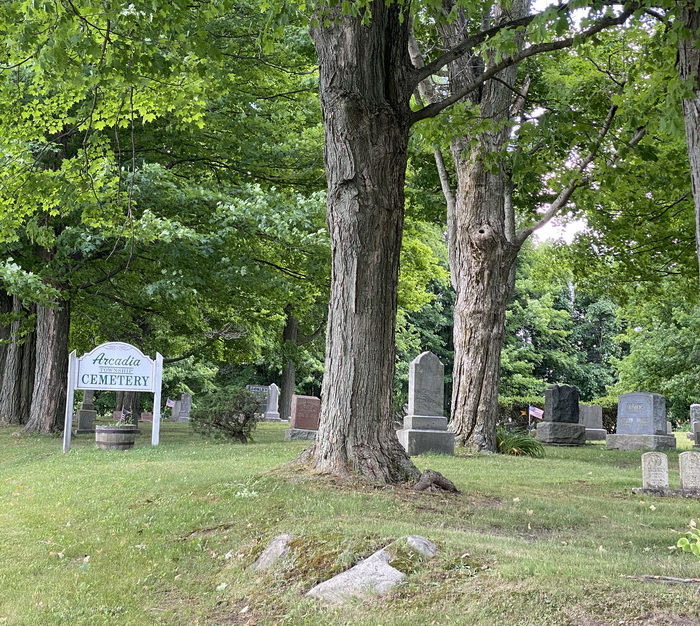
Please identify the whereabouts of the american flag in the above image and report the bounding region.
[166,398,175,408]
[528,406,544,420]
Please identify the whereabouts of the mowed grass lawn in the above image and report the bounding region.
[0,422,699,625]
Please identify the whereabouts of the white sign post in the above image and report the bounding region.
[63,342,164,452]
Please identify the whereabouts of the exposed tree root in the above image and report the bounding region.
[412,469,460,493]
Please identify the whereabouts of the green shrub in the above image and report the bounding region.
[190,387,261,443]
[496,426,545,458]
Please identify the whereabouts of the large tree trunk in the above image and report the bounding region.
[309,1,419,482]
[449,151,519,451]
[116,391,141,424]
[439,0,528,451]
[18,315,36,424]
[0,296,22,425]
[678,4,700,285]
[280,311,298,421]
[22,300,70,434]
[0,297,36,425]
[280,359,295,421]
[0,290,11,389]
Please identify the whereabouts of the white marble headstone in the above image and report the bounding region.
[680,452,700,490]
[641,452,669,489]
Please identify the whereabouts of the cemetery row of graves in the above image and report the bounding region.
[70,345,700,468]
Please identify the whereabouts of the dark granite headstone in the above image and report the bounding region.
[75,390,97,434]
[544,385,579,423]
[246,385,270,414]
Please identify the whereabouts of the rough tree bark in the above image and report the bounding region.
[437,0,529,452]
[308,1,420,482]
[0,290,11,388]
[0,296,22,425]
[116,391,141,424]
[0,296,36,425]
[678,3,700,286]
[21,300,70,434]
[18,316,36,424]
[280,310,298,421]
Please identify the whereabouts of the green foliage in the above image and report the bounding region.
[189,387,261,443]
[501,243,623,401]
[677,521,700,558]
[612,296,700,426]
[496,426,545,458]
[497,396,545,429]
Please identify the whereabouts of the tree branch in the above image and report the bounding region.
[87,291,159,313]
[412,10,548,86]
[252,258,308,281]
[71,256,133,290]
[162,326,246,364]
[298,320,326,346]
[411,4,639,125]
[516,111,646,246]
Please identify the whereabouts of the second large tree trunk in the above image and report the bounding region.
[309,2,419,482]
[678,4,700,285]
[440,0,528,451]
[449,153,518,451]
[22,300,70,434]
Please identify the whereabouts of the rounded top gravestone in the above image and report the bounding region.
[407,351,444,417]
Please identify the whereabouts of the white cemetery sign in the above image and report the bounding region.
[62,342,164,452]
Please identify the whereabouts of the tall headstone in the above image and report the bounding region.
[179,393,192,422]
[691,404,700,428]
[536,385,585,446]
[579,405,606,441]
[606,392,676,451]
[285,395,321,440]
[397,352,454,456]
[687,404,700,438]
[641,452,669,489]
[75,389,97,434]
[264,384,282,421]
[170,400,182,422]
[679,452,700,492]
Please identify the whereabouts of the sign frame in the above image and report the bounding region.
[62,342,164,452]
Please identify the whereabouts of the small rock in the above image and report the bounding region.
[306,549,405,604]
[405,535,437,557]
[253,534,294,571]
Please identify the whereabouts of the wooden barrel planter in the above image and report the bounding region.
[95,425,139,450]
